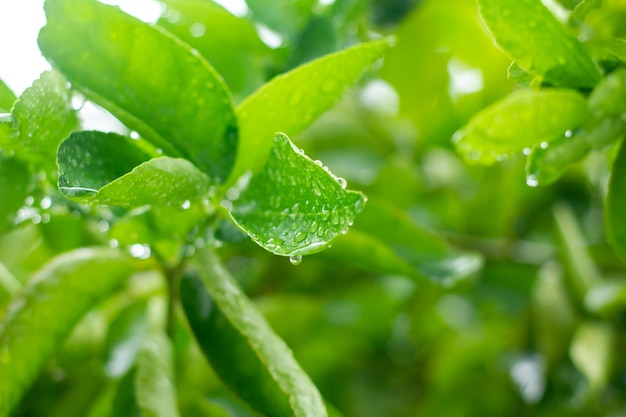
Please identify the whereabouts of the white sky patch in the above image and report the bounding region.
[255,23,284,49]
[0,1,49,95]
[99,0,164,24]
[447,58,484,101]
[213,0,249,17]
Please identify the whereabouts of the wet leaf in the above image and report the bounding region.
[0,156,32,233]
[478,0,601,87]
[0,247,134,416]
[525,133,589,186]
[183,249,327,417]
[454,89,589,164]
[39,0,237,182]
[7,71,78,171]
[0,79,16,112]
[57,131,211,208]
[135,332,181,417]
[230,38,389,183]
[229,133,366,258]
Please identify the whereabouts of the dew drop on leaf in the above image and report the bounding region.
[526,175,539,187]
[289,254,303,265]
[336,177,347,189]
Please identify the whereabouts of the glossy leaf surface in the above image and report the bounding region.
[184,248,327,417]
[39,0,238,182]
[0,248,133,416]
[135,332,181,417]
[230,133,366,257]
[57,131,210,207]
[454,89,589,164]
[478,0,601,87]
[230,39,389,183]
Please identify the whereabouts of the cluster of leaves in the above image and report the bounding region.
[0,0,480,416]
[2,0,626,416]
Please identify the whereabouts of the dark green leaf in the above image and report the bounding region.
[157,0,270,100]
[111,367,142,417]
[0,79,16,112]
[229,133,366,258]
[135,332,181,417]
[39,0,237,182]
[8,71,78,170]
[229,39,389,183]
[183,248,327,417]
[57,131,210,207]
[606,139,626,260]
[0,156,31,233]
[0,247,134,416]
[454,89,589,164]
[478,0,601,87]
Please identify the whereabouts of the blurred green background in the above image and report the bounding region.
[3,0,626,416]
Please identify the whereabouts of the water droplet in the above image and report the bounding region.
[314,160,323,167]
[98,220,110,233]
[540,141,549,149]
[291,223,299,231]
[294,231,308,243]
[331,211,340,225]
[109,239,119,248]
[25,196,35,206]
[317,225,326,237]
[129,131,140,140]
[341,227,349,235]
[129,243,151,259]
[289,254,303,265]
[181,199,191,210]
[526,175,539,187]
[40,196,52,210]
[309,221,319,233]
[336,177,347,189]
[523,148,532,156]
[565,130,573,138]
[189,22,206,38]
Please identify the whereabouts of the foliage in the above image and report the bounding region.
[1,0,626,416]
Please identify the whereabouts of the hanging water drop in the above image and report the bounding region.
[181,199,191,210]
[289,254,303,265]
[336,177,347,189]
[526,175,539,187]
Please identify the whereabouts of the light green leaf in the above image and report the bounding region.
[0,247,134,416]
[104,302,148,378]
[599,38,626,63]
[478,0,601,87]
[39,0,237,182]
[525,133,589,186]
[0,79,16,112]
[570,321,614,391]
[229,133,366,258]
[6,71,77,170]
[57,131,211,207]
[585,280,626,316]
[454,89,589,164]
[229,39,390,183]
[0,156,31,233]
[326,199,483,285]
[606,138,626,260]
[244,0,316,37]
[135,332,181,417]
[554,203,602,303]
[157,0,270,100]
[183,248,327,417]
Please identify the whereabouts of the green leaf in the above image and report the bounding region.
[0,79,16,112]
[0,156,31,233]
[57,131,211,207]
[229,38,390,183]
[157,0,270,100]
[39,0,238,182]
[585,280,626,316]
[135,332,181,417]
[569,321,614,391]
[477,0,601,87]
[183,248,327,417]
[229,133,366,258]
[0,247,133,416]
[104,302,149,378]
[7,71,78,170]
[244,0,317,37]
[599,38,626,63]
[525,133,589,186]
[606,139,626,260]
[326,199,483,285]
[454,89,589,164]
[507,61,536,88]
